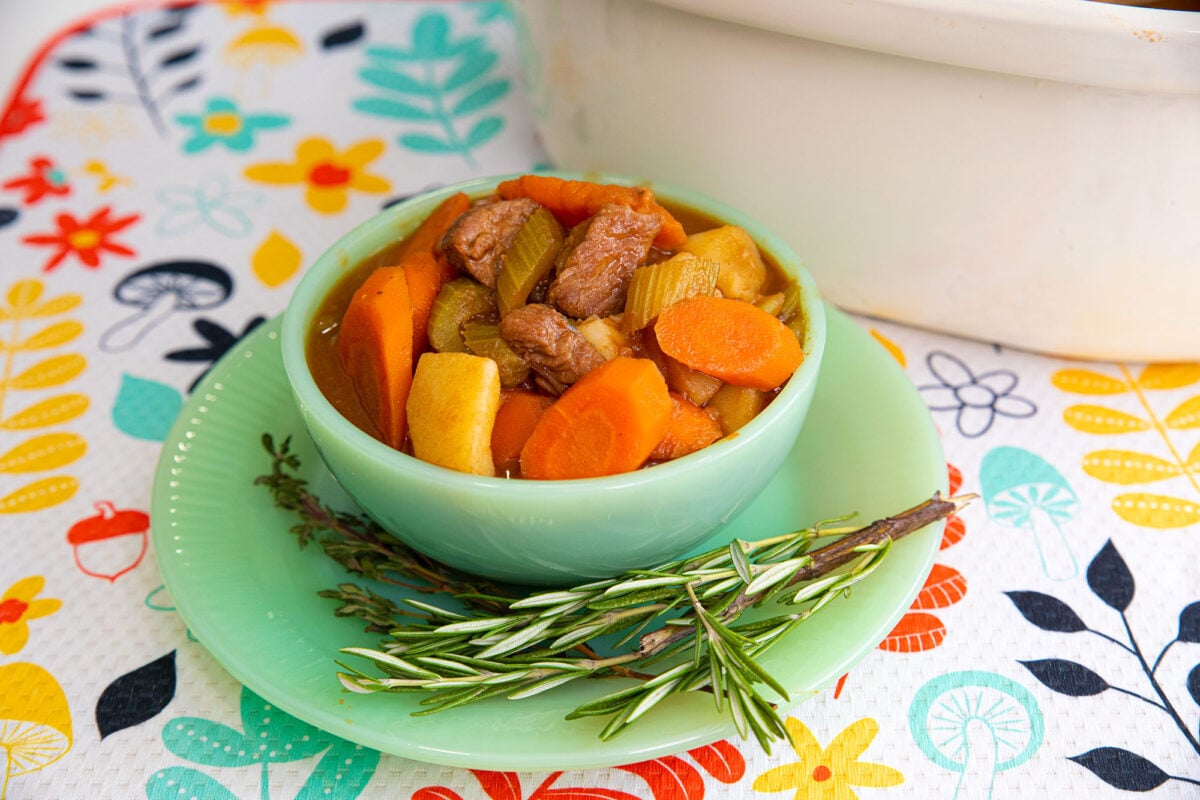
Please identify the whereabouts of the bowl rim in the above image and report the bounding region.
[280,171,827,496]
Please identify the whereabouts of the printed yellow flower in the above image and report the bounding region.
[243,137,390,214]
[753,717,904,800]
[0,576,62,655]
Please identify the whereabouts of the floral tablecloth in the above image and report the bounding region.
[2,2,1198,799]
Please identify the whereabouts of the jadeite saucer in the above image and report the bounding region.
[151,305,947,771]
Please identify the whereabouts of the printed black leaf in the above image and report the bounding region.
[321,21,366,50]
[69,89,107,102]
[159,45,201,69]
[1005,591,1088,633]
[1069,747,1170,791]
[1086,539,1134,612]
[1019,659,1109,696]
[165,75,203,98]
[58,57,99,71]
[146,20,186,40]
[0,208,18,229]
[1177,601,1200,643]
[1187,663,1200,708]
[96,650,177,739]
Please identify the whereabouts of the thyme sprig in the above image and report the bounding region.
[256,433,969,750]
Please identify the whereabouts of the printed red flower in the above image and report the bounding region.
[21,206,140,272]
[3,156,70,204]
[0,95,45,140]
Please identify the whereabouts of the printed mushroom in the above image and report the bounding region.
[909,670,1044,799]
[980,446,1080,581]
[0,661,73,797]
[66,501,150,582]
[99,260,233,352]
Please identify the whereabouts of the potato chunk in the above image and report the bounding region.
[682,225,767,301]
[406,352,501,476]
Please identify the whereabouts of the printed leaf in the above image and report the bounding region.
[353,96,436,121]
[251,230,302,287]
[4,354,86,390]
[1136,362,1200,390]
[451,80,509,116]
[1068,747,1170,791]
[686,740,745,783]
[1051,369,1128,395]
[618,755,704,800]
[940,514,965,550]
[0,432,86,473]
[295,736,380,800]
[0,393,89,430]
[469,771,522,800]
[1086,540,1134,611]
[878,611,945,653]
[69,89,107,102]
[910,563,967,609]
[1163,395,1200,430]
[162,717,255,767]
[1004,591,1088,633]
[399,132,455,153]
[1019,658,1109,696]
[1188,663,1200,708]
[146,766,239,800]
[1111,493,1200,529]
[538,788,642,800]
[1081,449,1181,484]
[1177,601,1200,643]
[6,280,42,309]
[30,294,82,317]
[96,651,176,739]
[464,116,502,149]
[321,21,366,50]
[146,19,187,40]
[111,375,181,441]
[158,46,201,69]
[0,475,78,513]
[165,74,202,97]
[240,687,330,762]
[444,50,497,92]
[0,207,17,228]
[19,320,83,350]
[358,68,433,96]
[1188,441,1200,471]
[412,790,463,800]
[1062,404,1150,434]
[412,13,452,58]
[58,57,99,71]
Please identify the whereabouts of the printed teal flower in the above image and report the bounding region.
[175,97,288,154]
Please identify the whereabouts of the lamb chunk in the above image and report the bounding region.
[499,303,606,394]
[548,204,662,318]
[440,198,540,288]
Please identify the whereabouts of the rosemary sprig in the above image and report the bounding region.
[256,433,970,750]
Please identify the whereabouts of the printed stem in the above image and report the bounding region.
[260,761,269,800]
[1171,775,1200,787]
[952,718,999,800]
[1088,629,1138,656]
[1118,363,1200,497]
[1151,639,1179,675]
[423,58,476,167]
[0,315,19,422]
[119,14,167,136]
[1108,686,1167,711]
[1121,611,1200,755]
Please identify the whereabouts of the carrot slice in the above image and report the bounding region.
[335,266,414,449]
[496,175,687,250]
[397,191,470,261]
[403,251,448,356]
[491,389,554,474]
[650,392,723,462]
[520,356,671,480]
[655,295,803,391]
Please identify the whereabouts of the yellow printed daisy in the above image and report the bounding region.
[753,717,904,800]
[243,137,390,214]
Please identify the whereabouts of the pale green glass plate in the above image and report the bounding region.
[151,305,947,771]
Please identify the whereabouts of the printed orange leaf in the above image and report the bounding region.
[941,515,966,550]
[17,321,82,351]
[1082,449,1182,485]
[251,229,302,287]
[0,433,86,473]
[686,740,745,783]
[412,789,463,800]
[3,354,86,391]
[618,754,705,799]
[910,564,967,610]
[1063,404,1151,435]
[1052,369,1129,395]
[0,476,79,514]
[1164,395,1200,430]
[1136,362,1200,391]
[0,394,89,430]
[469,770,521,800]
[878,611,946,653]
[1111,493,1200,529]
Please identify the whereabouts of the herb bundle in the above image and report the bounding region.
[256,434,966,750]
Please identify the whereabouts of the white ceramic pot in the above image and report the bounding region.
[514,0,1200,361]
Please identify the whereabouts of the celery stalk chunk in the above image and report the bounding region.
[462,320,530,388]
[497,207,563,317]
[428,278,497,353]
[624,252,719,333]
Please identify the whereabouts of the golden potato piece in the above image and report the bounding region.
[682,225,767,301]
[406,352,501,476]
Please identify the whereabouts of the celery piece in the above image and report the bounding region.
[779,283,807,342]
[428,277,497,353]
[497,207,563,317]
[462,320,531,388]
[624,252,719,332]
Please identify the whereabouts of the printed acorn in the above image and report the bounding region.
[66,501,149,582]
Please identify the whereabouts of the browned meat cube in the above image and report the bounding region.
[498,303,607,394]
[440,198,540,288]
[548,204,662,318]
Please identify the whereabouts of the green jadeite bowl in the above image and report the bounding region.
[280,173,827,586]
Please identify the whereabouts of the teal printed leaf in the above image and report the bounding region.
[444,50,497,92]
[358,68,433,96]
[1069,747,1170,791]
[412,13,451,58]
[162,717,256,767]
[452,80,509,116]
[295,737,380,800]
[399,133,456,154]
[1086,540,1134,612]
[111,374,182,441]
[240,688,331,762]
[146,766,239,800]
[352,96,435,121]
[465,117,503,150]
